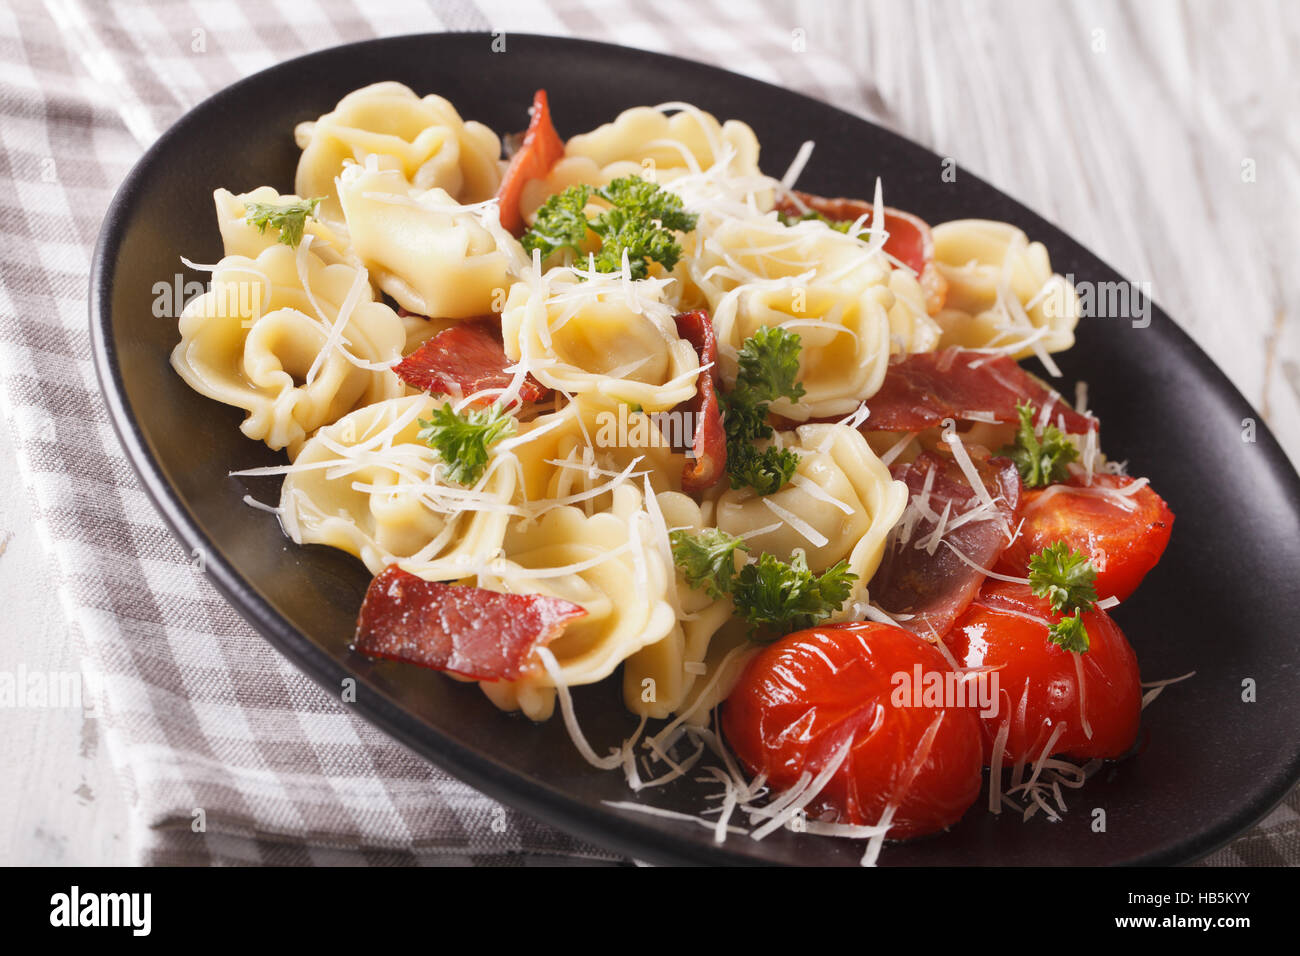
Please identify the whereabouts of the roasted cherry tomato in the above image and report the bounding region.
[996,473,1173,603]
[722,623,983,838]
[943,581,1141,766]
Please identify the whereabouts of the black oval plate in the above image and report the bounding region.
[90,33,1300,866]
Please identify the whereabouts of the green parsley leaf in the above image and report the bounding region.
[1047,610,1091,653]
[417,402,515,486]
[734,326,806,406]
[595,177,697,234]
[669,528,749,599]
[731,551,856,638]
[520,185,593,259]
[999,401,1079,488]
[727,443,801,495]
[519,177,697,280]
[1027,541,1098,654]
[243,197,322,248]
[1028,541,1099,615]
[720,327,806,494]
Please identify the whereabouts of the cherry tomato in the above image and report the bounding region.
[996,473,1173,603]
[722,623,983,838]
[943,581,1141,766]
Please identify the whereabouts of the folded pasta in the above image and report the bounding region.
[171,241,405,457]
[295,81,504,221]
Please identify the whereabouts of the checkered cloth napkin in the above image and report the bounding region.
[0,0,1294,865]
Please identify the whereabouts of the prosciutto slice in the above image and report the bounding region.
[864,349,1096,435]
[671,310,727,493]
[393,318,550,406]
[775,190,947,314]
[354,566,586,682]
[496,89,566,236]
[872,450,1022,638]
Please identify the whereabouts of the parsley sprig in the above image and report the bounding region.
[1000,401,1079,488]
[1028,541,1099,653]
[669,528,748,599]
[732,552,856,638]
[670,529,855,639]
[722,327,806,495]
[521,177,697,280]
[243,197,322,248]
[417,402,515,486]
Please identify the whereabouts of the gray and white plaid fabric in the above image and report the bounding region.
[0,0,1294,865]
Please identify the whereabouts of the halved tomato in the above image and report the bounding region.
[996,473,1174,603]
[722,623,983,838]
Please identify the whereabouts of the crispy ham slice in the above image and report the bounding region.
[671,309,727,493]
[394,318,550,406]
[496,89,566,236]
[864,349,1096,434]
[354,566,586,681]
[873,450,1022,638]
[775,189,947,314]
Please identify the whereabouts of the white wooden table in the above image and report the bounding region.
[1,0,1295,865]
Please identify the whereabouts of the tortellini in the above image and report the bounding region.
[295,81,504,221]
[712,283,894,419]
[715,423,908,594]
[214,187,353,264]
[692,217,939,408]
[930,219,1080,356]
[510,397,688,509]
[566,104,762,181]
[171,241,405,456]
[500,271,700,412]
[336,163,514,319]
[280,395,517,579]
[622,491,735,719]
[476,484,678,721]
[687,214,891,308]
[519,104,767,221]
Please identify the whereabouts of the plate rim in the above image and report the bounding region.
[88,30,1300,866]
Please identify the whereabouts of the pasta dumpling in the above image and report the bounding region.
[930,219,1080,356]
[500,271,700,412]
[213,186,352,264]
[712,283,895,419]
[519,104,767,221]
[476,484,678,721]
[622,491,735,719]
[686,214,890,308]
[715,423,908,595]
[509,398,688,510]
[294,82,504,221]
[280,394,517,579]
[171,242,405,456]
[336,163,515,319]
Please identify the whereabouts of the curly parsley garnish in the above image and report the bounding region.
[417,402,515,486]
[731,551,856,639]
[521,177,697,280]
[669,528,748,599]
[1028,541,1099,652]
[670,530,854,639]
[243,197,322,248]
[722,327,807,495]
[1000,401,1079,488]
[1047,611,1090,653]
